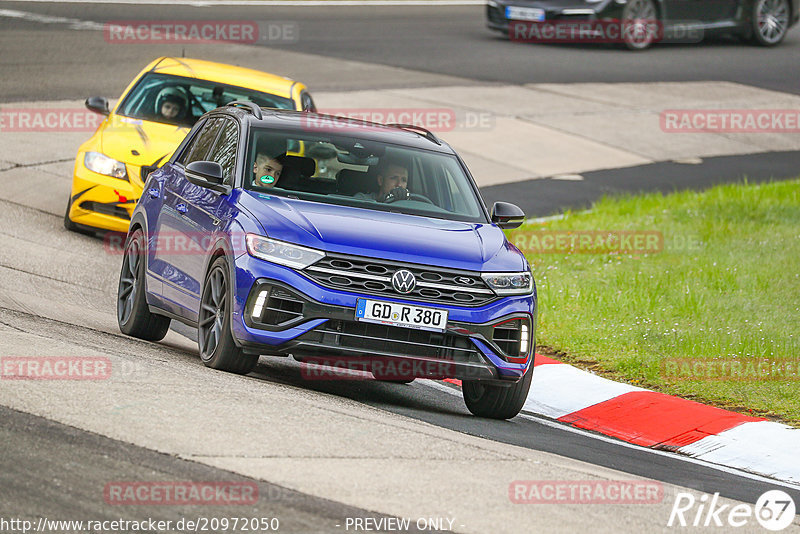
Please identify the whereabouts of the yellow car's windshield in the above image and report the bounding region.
[117,72,295,128]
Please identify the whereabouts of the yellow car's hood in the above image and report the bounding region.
[100,115,192,170]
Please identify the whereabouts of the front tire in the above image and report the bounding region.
[198,257,258,375]
[117,228,171,341]
[621,0,659,50]
[751,0,790,46]
[462,365,533,420]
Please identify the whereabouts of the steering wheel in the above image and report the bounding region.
[381,187,434,205]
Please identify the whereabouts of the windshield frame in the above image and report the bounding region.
[115,72,296,128]
[240,126,491,225]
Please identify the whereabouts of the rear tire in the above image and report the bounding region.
[198,257,258,375]
[750,0,790,46]
[117,228,171,341]
[462,364,533,419]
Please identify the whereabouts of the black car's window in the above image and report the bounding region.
[117,72,295,128]
[179,118,223,166]
[206,119,239,185]
[244,129,487,224]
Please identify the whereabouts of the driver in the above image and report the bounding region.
[154,87,189,121]
[356,157,409,202]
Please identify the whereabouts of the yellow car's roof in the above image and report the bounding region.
[145,57,298,99]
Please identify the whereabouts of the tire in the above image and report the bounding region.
[117,228,171,341]
[621,0,659,50]
[198,257,258,375]
[750,0,790,46]
[64,198,95,236]
[462,364,533,420]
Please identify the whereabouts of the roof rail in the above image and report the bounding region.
[386,123,441,145]
[226,100,263,120]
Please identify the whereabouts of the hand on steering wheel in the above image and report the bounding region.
[381,187,433,204]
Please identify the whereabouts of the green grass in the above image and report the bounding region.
[508,179,800,424]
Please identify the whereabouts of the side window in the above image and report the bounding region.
[206,119,239,185]
[178,118,223,166]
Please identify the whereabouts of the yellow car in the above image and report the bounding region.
[65,56,316,233]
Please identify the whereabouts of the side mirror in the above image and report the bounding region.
[491,201,526,229]
[186,161,228,193]
[85,96,109,116]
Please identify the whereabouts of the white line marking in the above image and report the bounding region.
[421,380,800,491]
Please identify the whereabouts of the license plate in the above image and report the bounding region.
[506,6,545,21]
[356,299,448,333]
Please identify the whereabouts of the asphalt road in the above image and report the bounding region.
[1,1,799,100]
[1,2,799,532]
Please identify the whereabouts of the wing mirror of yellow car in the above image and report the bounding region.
[85,96,110,116]
[491,201,526,229]
[186,161,230,194]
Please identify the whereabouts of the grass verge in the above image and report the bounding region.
[508,179,800,425]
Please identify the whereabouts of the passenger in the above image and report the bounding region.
[252,138,285,188]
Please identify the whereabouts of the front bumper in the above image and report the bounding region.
[487,1,610,33]
[230,255,537,383]
[67,155,144,233]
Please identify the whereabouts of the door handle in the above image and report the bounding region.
[176,203,188,214]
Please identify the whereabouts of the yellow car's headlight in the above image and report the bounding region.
[84,151,127,180]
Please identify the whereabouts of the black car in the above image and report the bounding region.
[487,0,799,49]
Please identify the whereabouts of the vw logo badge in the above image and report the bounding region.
[392,269,416,294]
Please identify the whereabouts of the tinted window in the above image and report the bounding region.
[207,119,239,185]
[179,118,223,166]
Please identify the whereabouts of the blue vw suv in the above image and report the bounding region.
[117,101,537,419]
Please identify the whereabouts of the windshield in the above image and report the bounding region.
[244,128,488,224]
[117,73,295,128]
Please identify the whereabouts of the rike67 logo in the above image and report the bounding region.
[668,490,796,531]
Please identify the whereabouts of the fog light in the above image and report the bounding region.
[520,322,530,357]
[251,289,269,319]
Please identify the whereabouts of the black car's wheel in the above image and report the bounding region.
[117,228,171,341]
[462,365,533,420]
[198,257,258,374]
[751,0,790,45]
[621,0,659,50]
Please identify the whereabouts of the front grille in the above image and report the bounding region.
[258,288,304,326]
[303,254,496,307]
[79,201,131,220]
[297,319,482,362]
[493,319,523,357]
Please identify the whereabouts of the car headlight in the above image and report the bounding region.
[84,151,127,180]
[482,271,533,296]
[245,234,325,269]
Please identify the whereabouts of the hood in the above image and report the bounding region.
[99,114,191,169]
[237,191,526,273]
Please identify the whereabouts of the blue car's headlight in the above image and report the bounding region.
[482,271,533,296]
[84,151,128,180]
[245,234,325,269]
